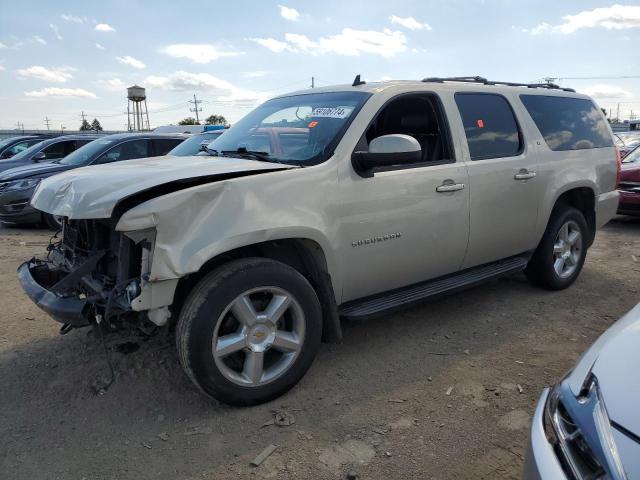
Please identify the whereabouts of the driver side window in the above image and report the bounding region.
[95,139,151,164]
[358,93,454,165]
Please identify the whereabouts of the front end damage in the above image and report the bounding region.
[18,218,161,333]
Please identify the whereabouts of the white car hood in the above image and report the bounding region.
[567,302,640,439]
[31,155,296,219]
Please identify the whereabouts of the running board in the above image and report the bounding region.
[339,256,529,320]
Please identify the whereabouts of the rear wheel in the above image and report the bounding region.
[525,206,589,290]
[176,258,322,406]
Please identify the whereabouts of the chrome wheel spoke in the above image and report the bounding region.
[558,223,569,242]
[272,331,301,353]
[243,351,264,383]
[215,332,246,358]
[554,257,565,275]
[231,295,259,327]
[263,294,291,325]
[567,230,580,246]
[553,242,564,254]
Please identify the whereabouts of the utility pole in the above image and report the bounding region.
[188,94,202,124]
[80,111,87,123]
[617,103,620,122]
[60,124,66,135]
[311,76,315,88]
[15,122,24,134]
[44,116,51,131]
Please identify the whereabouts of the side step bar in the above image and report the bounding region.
[339,256,529,320]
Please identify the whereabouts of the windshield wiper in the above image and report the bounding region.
[204,146,221,157]
[221,148,278,163]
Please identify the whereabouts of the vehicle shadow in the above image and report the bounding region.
[1,258,636,479]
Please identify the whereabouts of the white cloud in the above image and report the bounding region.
[17,65,74,83]
[247,37,291,53]
[95,23,115,32]
[49,24,63,40]
[580,84,632,99]
[389,15,432,31]
[32,35,47,45]
[24,87,96,98]
[143,71,269,104]
[0,43,5,49]
[97,77,125,91]
[0,65,5,72]
[95,43,105,50]
[243,70,269,78]
[61,14,85,24]
[116,55,145,69]
[250,28,407,57]
[163,44,242,63]
[531,4,640,35]
[278,5,300,21]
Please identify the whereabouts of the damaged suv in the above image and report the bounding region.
[19,77,620,405]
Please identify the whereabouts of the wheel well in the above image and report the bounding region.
[172,239,342,343]
[554,187,596,244]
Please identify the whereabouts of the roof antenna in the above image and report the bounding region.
[352,74,366,87]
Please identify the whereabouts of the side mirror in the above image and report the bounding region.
[352,134,422,171]
[1,152,12,159]
[33,152,47,162]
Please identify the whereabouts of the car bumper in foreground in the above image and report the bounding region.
[17,260,91,327]
[523,388,568,480]
[617,190,640,216]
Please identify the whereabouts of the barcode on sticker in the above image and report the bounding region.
[310,106,353,119]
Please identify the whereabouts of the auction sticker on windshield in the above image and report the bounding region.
[310,106,353,119]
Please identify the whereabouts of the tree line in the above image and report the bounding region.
[178,114,228,126]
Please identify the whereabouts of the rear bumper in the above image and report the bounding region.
[523,388,568,480]
[17,260,91,327]
[595,190,619,228]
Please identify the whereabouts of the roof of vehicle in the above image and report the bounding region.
[35,134,103,145]
[280,77,590,100]
[96,132,190,141]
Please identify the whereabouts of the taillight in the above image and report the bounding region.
[615,146,622,189]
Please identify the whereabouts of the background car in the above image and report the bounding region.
[0,135,100,174]
[524,303,640,479]
[167,129,224,156]
[0,133,186,228]
[614,132,640,159]
[618,144,640,216]
[0,135,56,160]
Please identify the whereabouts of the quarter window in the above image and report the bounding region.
[455,93,522,160]
[520,95,613,151]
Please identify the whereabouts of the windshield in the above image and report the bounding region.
[169,132,223,156]
[0,137,22,149]
[623,145,640,164]
[58,138,113,166]
[207,91,370,165]
[7,140,45,161]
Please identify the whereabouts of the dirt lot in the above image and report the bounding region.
[0,218,638,480]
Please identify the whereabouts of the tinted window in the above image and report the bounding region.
[455,93,522,160]
[520,95,613,151]
[153,138,183,156]
[2,139,41,158]
[42,140,77,159]
[94,139,151,164]
[58,138,115,166]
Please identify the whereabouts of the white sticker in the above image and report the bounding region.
[310,106,353,119]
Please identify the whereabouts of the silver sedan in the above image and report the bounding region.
[524,303,640,479]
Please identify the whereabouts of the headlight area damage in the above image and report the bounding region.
[18,219,158,334]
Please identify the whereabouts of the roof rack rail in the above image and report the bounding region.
[421,76,576,92]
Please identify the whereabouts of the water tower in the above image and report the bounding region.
[127,85,150,131]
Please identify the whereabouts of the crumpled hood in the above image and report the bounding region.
[567,303,640,441]
[31,154,296,219]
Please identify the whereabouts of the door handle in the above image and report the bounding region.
[514,170,536,180]
[436,182,465,193]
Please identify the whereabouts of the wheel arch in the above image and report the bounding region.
[172,238,342,343]
[547,184,597,246]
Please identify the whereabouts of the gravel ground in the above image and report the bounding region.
[0,218,638,480]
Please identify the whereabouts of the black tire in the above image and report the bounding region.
[525,206,589,290]
[42,213,62,230]
[176,257,322,406]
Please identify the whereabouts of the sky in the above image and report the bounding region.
[1,0,640,131]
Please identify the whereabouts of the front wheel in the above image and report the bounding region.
[525,206,589,290]
[42,213,63,230]
[176,258,322,406]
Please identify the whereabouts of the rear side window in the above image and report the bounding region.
[455,93,522,160]
[42,140,77,159]
[520,95,613,151]
[153,138,183,156]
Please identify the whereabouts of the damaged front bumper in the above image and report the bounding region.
[18,259,92,327]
